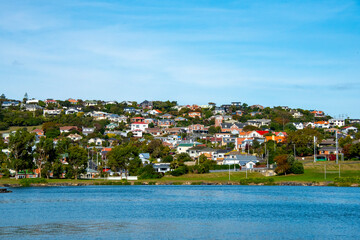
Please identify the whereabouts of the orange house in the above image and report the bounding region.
[265,135,286,143]
[188,112,202,118]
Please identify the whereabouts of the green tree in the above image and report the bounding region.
[107,144,139,178]
[68,145,87,180]
[8,128,35,174]
[35,137,56,178]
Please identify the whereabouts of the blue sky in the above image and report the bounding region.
[0,0,359,118]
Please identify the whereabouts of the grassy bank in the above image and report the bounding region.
[0,125,43,134]
[1,161,360,186]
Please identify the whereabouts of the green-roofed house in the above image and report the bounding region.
[176,142,202,154]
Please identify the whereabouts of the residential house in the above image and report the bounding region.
[246,119,271,127]
[144,118,157,125]
[60,126,79,134]
[265,135,286,143]
[25,104,43,111]
[342,126,358,134]
[314,121,330,129]
[131,117,145,123]
[250,104,264,110]
[108,114,127,123]
[67,98,78,104]
[349,119,360,124]
[148,109,162,115]
[65,108,80,115]
[43,109,62,116]
[161,113,174,119]
[186,146,216,160]
[311,110,325,117]
[291,111,304,118]
[231,102,242,107]
[222,154,259,168]
[139,100,153,109]
[175,117,188,122]
[250,111,262,116]
[130,122,149,132]
[188,124,208,134]
[153,163,171,173]
[158,119,175,128]
[213,107,226,115]
[220,122,246,133]
[67,134,82,142]
[131,130,143,138]
[164,127,183,135]
[329,119,345,127]
[139,153,151,164]
[44,99,57,105]
[176,142,202,154]
[84,100,97,106]
[82,127,95,136]
[26,99,39,104]
[145,128,164,136]
[1,101,20,108]
[106,122,119,130]
[215,133,231,138]
[220,104,232,112]
[188,112,202,118]
[235,110,243,116]
[88,138,104,146]
[124,107,136,114]
[292,122,304,130]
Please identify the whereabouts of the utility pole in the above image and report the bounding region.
[336,131,339,164]
[228,164,230,181]
[325,164,326,180]
[293,144,296,159]
[314,136,317,163]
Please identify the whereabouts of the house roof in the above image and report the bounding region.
[256,131,269,135]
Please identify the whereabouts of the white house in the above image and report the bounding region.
[43,109,62,116]
[329,119,345,127]
[88,138,104,146]
[342,126,358,134]
[65,108,79,115]
[131,122,149,132]
[293,122,304,130]
[67,134,82,141]
[153,163,171,173]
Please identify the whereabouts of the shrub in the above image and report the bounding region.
[20,178,48,187]
[170,166,188,176]
[290,161,304,174]
[137,165,162,179]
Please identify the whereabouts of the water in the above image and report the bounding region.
[1,186,360,239]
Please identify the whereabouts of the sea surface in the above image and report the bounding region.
[0,185,360,240]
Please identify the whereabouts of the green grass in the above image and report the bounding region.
[0,125,43,134]
[2,161,360,186]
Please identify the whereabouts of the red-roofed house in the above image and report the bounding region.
[31,129,44,137]
[131,117,145,123]
[67,98,78,104]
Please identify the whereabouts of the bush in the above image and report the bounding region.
[239,178,274,185]
[170,166,188,176]
[137,165,162,179]
[290,161,304,174]
[20,178,48,187]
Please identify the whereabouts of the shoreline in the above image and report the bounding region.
[1,181,358,188]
